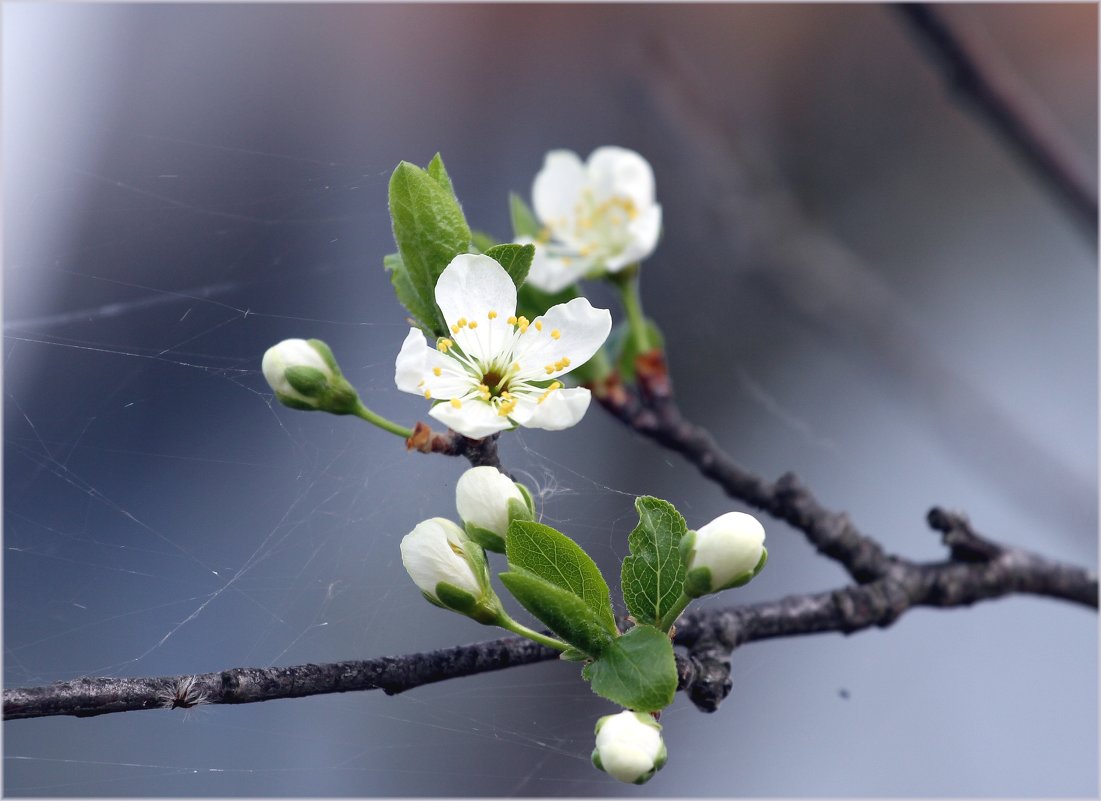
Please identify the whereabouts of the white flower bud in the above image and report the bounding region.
[683,511,767,597]
[262,338,358,414]
[400,518,484,601]
[455,466,528,544]
[592,710,667,785]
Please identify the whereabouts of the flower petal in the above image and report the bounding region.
[513,386,591,431]
[514,297,612,380]
[606,203,662,272]
[434,254,517,362]
[586,146,655,209]
[521,238,591,294]
[429,397,513,440]
[395,328,429,394]
[533,150,586,228]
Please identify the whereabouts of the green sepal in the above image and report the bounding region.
[434,581,477,614]
[284,366,328,397]
[306,338,340,373]
[621,496,688,628]
[275,393,317,412]
[605,318,666,382]
[509,192,542,239]
[388,157,471,336]
[506,497,533,526]
[582,624,678,713]
[484,243,534,289]
[420,590,447,610]
[560,646,589,662]
[506,520,618,636]
[683,566,713,599]
[515,482,536,516]
[591,749,604,773]
[465,522,505,554]
[499,570,615,657]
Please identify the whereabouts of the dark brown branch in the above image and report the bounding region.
[5,519,1093,721]
[406,421,506,471]
[896,4,1097,238]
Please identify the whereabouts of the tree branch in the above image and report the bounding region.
[5,513,1093,721]
[405,421,506,471]
[895,4,1097,239]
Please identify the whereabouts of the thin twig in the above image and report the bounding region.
[895,4,1097,238]
[5,515,1093,721]
[406,421,506,471]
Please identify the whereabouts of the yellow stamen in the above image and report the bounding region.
[432,367,442,377]
[544,364,555,375]
[512,362,521,371]
[424,390,432,399]
[438,338,453,353]
[516,316,529,334]
[468,320,478,329]
[550,329,561,340]
[488,310,498,320]
[457,317,467,328]
[451,324,460,334]
[534,321,543,332]
[507,315,517,325]
[450,398,462,409]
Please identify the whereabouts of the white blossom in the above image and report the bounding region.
[399,518,483,602]
[592,710,667,784]
[523,147,662,293]
[395,253,611,439]
[455,466,527,539]
[684,511,767,596]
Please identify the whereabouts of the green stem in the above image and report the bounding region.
[658,592,693,634]
[353,402,414,439]
[497,615,569,652]
[614,266,652,354]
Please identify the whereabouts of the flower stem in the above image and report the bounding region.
[497,614,569,652]
[658,592,693,634]
[613,266,652,354]
[353,402,414,439]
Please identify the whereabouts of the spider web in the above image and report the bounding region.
[3,4,1098,797]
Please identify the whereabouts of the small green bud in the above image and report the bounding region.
[262,338,360,414]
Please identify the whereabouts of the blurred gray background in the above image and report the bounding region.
[3,3,1097,796]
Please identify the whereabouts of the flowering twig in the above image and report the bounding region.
[895,4,1097,237]
[5,511,1093,721]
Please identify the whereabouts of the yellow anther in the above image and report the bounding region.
[550,329,561,340]
[468,320,478,329]
[512,362,521,372]
[545,364,555,375]
[507,315,517,325]
[438,338,453,353]
[450,398,462,409]
[432,367,442,377]
[501,391,512,399]
[424,390,432,399]
[516,316,529,333]
[561,357,571,367]
[457,317,467,328]
[550,381,562,390]
[488,310,498,320]
[534,321,543,332]
[451,324,460,334]
[479,383,489,393]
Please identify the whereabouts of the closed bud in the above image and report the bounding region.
[455,466,533,552]
[591,710,667,785]
[682,511,767,598]
[262,338,359,414]
[400,518,502,624]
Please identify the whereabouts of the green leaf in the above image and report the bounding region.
[470,229,497,253]
[582,624,677,712]
[499,570,615,657]
[605,318,665,382]
[621,497,688,627]
[384,252,442,336]
[388,159,471,334]
[506,520,617,636]
[426,152,455,195]
[516,282,579,324]
[509,192,542,238]
[484,243,534,289]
